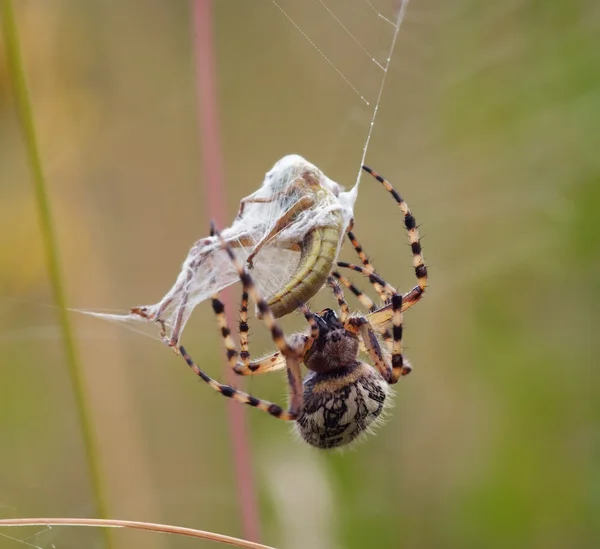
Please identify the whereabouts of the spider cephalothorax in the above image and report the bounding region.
[304,308,358,372]
[179,167,427,449]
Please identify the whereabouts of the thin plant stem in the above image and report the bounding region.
[191,0,262,542]
[1,2,112,546]
[0,518,277,549]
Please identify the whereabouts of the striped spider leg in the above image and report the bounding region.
[180,223,318,421]
[333,165,428,337]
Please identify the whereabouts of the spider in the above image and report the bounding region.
[178,168,427,449]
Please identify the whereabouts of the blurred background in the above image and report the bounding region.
[0,0,598,548]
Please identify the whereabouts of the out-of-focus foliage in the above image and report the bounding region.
[0,1,597,548]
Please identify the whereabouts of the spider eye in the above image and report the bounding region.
[314,308,342,336]
[316,308,340,329]
[315,315,329,334]
[326,310,338,321]
[318,308,337,321]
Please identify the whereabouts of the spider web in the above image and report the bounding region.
[0,525,56,549]
[76,0,412,346]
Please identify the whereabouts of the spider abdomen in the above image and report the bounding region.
[295,362,389,449]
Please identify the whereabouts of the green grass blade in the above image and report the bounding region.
[1,2,112,546]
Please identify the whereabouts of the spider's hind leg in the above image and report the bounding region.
[342,230,394,304]
[327,275,350,323]
[180,345,296,420]
[179,285,304,420]
[389,293,411,383]
[233,330,312,377]
[336,261,398,307]
[235,271,316,377]
[331,270,378,312]
[212,222,314,417]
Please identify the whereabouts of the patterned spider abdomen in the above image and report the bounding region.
[295,361,389,449]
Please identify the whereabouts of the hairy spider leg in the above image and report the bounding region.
[330,270,378,312]
[346,316,392,381]
[300,303,320,343]
[232,306,318,377]
[238,288,250,368]
[345,292,410,384]
[326,275,350,323]
[233,351,286,376]
[357,165,428,302]
[334,165,428,313]
[389,293,411,383]
[329,275,395,371]
[180,346,299,420]
[330,270,424,357]
[330,166,428,344]
[328,271,391,354]
[331,270,425,316]
[179,223,319,419]
[335,263,397,304]
[333,262,398,350]
[344,231,393,303]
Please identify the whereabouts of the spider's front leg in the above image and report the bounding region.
[180,290,305,420]
[336,165,428,317]
[232,332,310,376]
[345,293,411,384]
[179,223,319,420]
[341,230,395,304]
[180,346,298,420]
[233,271,314,376]
[331,270,378,312]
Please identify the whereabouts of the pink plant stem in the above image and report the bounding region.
[192,0,261,542]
